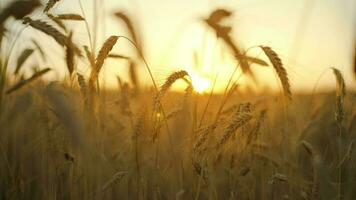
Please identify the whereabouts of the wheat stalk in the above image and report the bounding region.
[193,123,218,152]
[89,35,119,89]
[77,73,87,103]
[301,141,320,200]
[94,36,118,76]
[23,17,82,55]
[23,17,67,47]
[215,104,253,150]
[65,32,75,75]
[331,68,345,131]
[246,109,267,145]
[156,70,189,102]
[260,46,292,100]
[129,61,139,92]
[194,103,252,152]
[204,9,265,79]
[114,12,142,54]
[331,67,346,200]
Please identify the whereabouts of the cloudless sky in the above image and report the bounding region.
[4,0,356,93]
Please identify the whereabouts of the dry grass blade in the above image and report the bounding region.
[44,0,60,13]
[15,48,34,75]
[260,46,292,100]
[56,14,85,21]
[31,39,46,61]
[47,13,66,30]
[108,54,130,60]
[245,56,268,66]
[6,68,51,94]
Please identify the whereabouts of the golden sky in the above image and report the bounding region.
[5,0,356,93]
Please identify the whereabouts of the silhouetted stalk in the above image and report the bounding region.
[118,35,182,187]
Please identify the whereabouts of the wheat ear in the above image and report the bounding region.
[89,35,119,87]
[261,46,292,100]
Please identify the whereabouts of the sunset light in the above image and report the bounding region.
[190,73,211,93]
[0,0,355,199]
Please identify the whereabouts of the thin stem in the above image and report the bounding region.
[78,0,94,52]
[117,35,182,187]
[214,71,243,122]
[198,73,218,128]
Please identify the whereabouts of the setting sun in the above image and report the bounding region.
[190,73,212,93]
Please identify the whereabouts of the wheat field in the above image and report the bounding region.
[0,0,356,200]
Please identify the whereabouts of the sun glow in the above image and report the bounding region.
[190,73,212,93]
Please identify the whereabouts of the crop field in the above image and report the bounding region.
[0,0,355,199]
